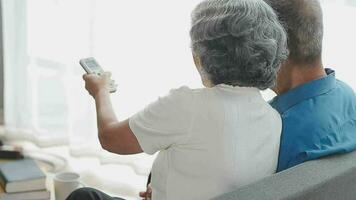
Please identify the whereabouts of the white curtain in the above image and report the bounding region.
[322,1,356,85]
[3,0,210,183]
[2,0,356,178]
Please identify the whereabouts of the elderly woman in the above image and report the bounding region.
[68,0,287,199]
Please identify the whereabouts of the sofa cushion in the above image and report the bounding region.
[213,151,356,200]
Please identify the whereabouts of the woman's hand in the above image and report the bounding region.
[139,184,152,200]
[83,72,112,98]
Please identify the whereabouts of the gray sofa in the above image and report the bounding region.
[213,151,356,200]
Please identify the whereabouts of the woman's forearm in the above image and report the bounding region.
[94,90,118,133]
[83,72,142,154]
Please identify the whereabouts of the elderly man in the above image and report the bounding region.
[266,0,356,172]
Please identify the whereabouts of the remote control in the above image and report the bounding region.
[79,57,117,93]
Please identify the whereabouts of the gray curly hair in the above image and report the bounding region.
[190,0,288,90]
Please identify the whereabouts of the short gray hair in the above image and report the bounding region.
[265,0,323,65]
[190,0,288,90]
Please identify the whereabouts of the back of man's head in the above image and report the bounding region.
[266,0,323,65]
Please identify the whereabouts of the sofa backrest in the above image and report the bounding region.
[213,151,356,200]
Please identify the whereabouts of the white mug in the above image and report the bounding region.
[54,172,84,200]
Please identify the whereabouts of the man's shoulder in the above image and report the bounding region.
[276,79,354,114]
[335,79,355,97]
[322,79,356,110]
[280,78,355,134]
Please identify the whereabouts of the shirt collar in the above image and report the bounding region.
[270,68,337,114]
[215,84,262,96]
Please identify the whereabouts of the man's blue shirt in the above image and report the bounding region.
[270,69,356,172]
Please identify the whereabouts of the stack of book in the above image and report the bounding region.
[0,159,50,200]
[0,145,24,160]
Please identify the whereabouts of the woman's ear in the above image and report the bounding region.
[193,54,202,69]
[192,54,213,87]
[193,54,205,76]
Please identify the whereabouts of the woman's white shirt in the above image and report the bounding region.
[129,85,281,200]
